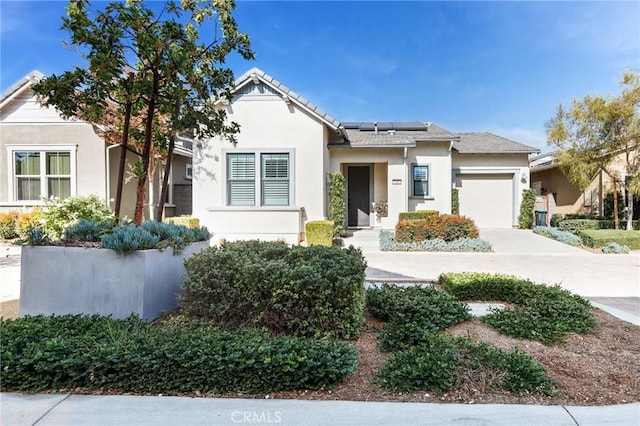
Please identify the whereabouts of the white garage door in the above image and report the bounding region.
[456,174,514,228]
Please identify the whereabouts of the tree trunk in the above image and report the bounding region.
[114,101,132,220]
[156,137,175,222]
[613,180,619,230]
[133,74,159,226]
[626,192,634,231]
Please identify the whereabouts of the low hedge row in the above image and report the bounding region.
[379,230,492,252]
[377,333,554,395]
[395,214,479,243]
[180,241,366,339]
[558,219,640,234]
[0,315,358,394]
[579,229,640,249]
[439,272,596,345]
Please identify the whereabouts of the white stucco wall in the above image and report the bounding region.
[407,142,453,215]
[192,94,332,244]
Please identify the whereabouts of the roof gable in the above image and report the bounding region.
[0,70,44,110]
[228,67,341,130]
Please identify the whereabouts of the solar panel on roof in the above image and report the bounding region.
[392,122,427,131]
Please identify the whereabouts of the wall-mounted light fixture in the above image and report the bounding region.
[521,173,528,184]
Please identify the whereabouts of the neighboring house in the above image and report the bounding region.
[529,152,633,217]
[0,70,193,218]
[193,68,539,244]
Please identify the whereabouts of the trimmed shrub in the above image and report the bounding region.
[0,315,358,394]
[180,241,366,339]
[580,229,640,249]
[518,188,536,229]
[601,242,631,254]
[395,215,478,243]
[165,216,200,228]
[0,212,19,239]
[603,191,625,220]
[549,213,564,228]
[451,188,459,215]
[367,285,470,334]
[328,172,346,238]
[377,334,554,395]
[558,219,600,234]
[533,226,582,246]
[398,210,439,221]
[439,272,596,345]
[379,230,491,252]
[305,220,334,246]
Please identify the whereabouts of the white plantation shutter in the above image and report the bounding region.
[227,154,255,205]
[262,153,289,206]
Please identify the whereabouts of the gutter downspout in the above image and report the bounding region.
[403,147,409,212]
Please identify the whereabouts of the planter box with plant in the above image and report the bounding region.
[20,214,211,321]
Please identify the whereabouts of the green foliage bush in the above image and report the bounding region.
[439,272,596,345]
[579,229,640,249]
[395,215,479,243]
[397,210,439,221]
[558,219,600,234]
[0,212,19,239]
[39,195,115,239]
[305,220,334,246]
[0,315,358,394]
[180,241,366,339]
[379,230,491,252]
[328,172,346,238]
[549,213,564,227]
[603,191,625,220]
[451,188,459,215]
[518,188,537,229]
[377,333,554,395]
[533,226,582,246]
[367,285,470,340]
[64,219,113,242]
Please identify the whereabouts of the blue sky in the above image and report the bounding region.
[1,1,639,150]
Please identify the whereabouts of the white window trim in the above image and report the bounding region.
[222,148,295,208]
[410,163,432,199]
[6,144,78,204]
[161,162,174,206]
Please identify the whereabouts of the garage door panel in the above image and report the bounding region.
[457,174,513,228]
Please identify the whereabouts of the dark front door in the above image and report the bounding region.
[347,166,370,227]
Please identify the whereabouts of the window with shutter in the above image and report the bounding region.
[262,153,289,206]
[227,153,255,205]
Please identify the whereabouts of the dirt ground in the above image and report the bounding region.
[2,303,638,406]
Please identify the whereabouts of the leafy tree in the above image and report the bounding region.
[33,0,254,225]
[546,72,640,230]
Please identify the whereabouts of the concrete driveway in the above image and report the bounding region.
[479,228,590,255]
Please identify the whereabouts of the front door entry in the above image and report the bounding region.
[347,166,371,227]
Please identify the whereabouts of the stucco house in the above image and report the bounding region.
[193,68,539,244]
[0,71,193,218]
[530,151,638,217]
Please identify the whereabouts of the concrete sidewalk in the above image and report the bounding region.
[2,393,639,426]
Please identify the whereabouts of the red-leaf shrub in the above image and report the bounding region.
[395,214,478,243]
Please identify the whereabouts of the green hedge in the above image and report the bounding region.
[305,220,334,246]
[451,189,459,215]
[556,219,640,233]
[180,241,366,339]
[395,215,479,243]
[579,229,640,249]
[518,188,536,229]
[398,210,439,221]
[0,315,358,394]
[439,272,596,345]
[377,334,554,395]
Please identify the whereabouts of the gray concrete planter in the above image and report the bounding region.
[20,241,209,321]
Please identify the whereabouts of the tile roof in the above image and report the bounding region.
[232,67,341,129]
[453,132,540,154]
